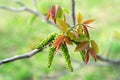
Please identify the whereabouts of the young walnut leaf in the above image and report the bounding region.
[57,19,69,32]
[83,25,89,38]
[83,19,95,24]
[65,36,73,45]
[84,50,90,64]
[56,6,63,19]
[91,40,99,53]
[66,31,74,40]
[63,8,70,14]
[46,11,50,20]
[80,50,86,61]
[77,25,83,35]
[75,41,89,51]
[46,5,58,24]
[74,31,79,39]
[50,5,58,18]
[53,35,65,51]
[89,48,97,62]
[77,12,82,24]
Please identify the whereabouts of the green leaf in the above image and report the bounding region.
[77,12,82,23]
[79,34,89,41]
[57,19,69,32]
[66,31,74,40]
[91,40,99,53]
[56,6,63,19]
[77,25,82,35]
[80,50,86,61]
[63,8,70,14]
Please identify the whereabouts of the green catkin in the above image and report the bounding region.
[48,47,56,68]
[61,43,73,72]
[36,32,58,49]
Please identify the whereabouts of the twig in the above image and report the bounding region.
[0,49,40,65]
[97,55,120,65]
[0,6,35,13]
[71,0,76,25]
[0,1,56,26]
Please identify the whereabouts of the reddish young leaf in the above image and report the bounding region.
[84,50,90,64]
[75,41,89,51]
[86,25,94,29]
[53,18,56,24]
[83,25,89,38]
[65,36,73,45]
[50,5,58,18]
[74,31,79,39]
[89,48,97,62]
[53,35,65,51]
[46,11,50,20]
[83,19,95,24]
[55,41,63,51]
[46,5,58,24]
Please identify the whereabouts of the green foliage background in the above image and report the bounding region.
[0,0,120,80]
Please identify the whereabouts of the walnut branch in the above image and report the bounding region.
[97,55,120,65]
[0,0,56,25]
[0,49,39,65]
[0,48,120,65]
[0,47,45,65]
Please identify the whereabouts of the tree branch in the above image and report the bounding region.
[97,55,120,65]
[71,0,76,25]
[0,49,40,65]
[0,0,56,26]
[0,48,120,65]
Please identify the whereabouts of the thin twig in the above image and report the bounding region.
[71,0,76,25]
[0,1,56,26]
[0,49,40,65]
[97,55,120,65]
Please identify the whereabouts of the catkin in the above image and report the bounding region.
[61,43,73,72]
[36,32,58,49]
[48,47,56,68]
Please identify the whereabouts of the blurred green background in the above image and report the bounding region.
[0,0,120,80]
